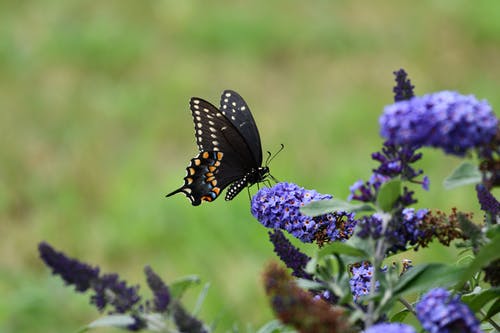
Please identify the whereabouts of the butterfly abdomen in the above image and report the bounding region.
[225,166,270,201]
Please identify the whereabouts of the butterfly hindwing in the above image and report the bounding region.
[167,151,231,206]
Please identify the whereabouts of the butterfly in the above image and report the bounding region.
[167,90,275,206]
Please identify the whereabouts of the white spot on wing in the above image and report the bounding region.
[241,106,246,111]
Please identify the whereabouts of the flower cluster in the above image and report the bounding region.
[357,208,428,253]
[392,69,415,102]
[268,229,312,279]
[251,182,356,243]
[349,262,379,302]
[144,266,170,312]
[365,323,416,333]
[38,242,208,332]
[476,184,500,218]
[263,262,349,333]
[415,288,482,333]
[380,91,498,156]
[417,208,469,249]
[39,241,100,292]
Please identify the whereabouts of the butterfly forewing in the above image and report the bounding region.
[219,90,263,165]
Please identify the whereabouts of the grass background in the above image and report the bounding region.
[1,1,499,332]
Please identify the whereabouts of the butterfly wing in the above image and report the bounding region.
[219,90,263,166]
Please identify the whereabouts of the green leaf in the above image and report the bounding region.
[456,234,500,289]
[256,320,291,333]
[484,297,500,321]
[376,179,401,212]
[394,263,465,297]
[170,275,200,299]
[390,308,410,322]
[300,198,374,217]
[193,282,210,316]
[462,287,500,312]
[87,315,136,329]
[317,241,368,259]
[296,278,324,291]
[443,161,481,189]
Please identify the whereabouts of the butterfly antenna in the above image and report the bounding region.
[265,143,285,167]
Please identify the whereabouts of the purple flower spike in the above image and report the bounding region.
[366,323,417,333]
[393,69,415,102]
[251,182,356,243]
[416,288,482,333]
[91,273,141,313]
[269,229,312,279]
[380,91,498,156]
[476,184,500,217]
[145,266,171,312]
[38,242,99,292]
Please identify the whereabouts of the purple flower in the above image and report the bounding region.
[476,184,500,218]
[380,91,498,156]
[357,208,429,253]
[365,323,417,333]
[416,288,482,333]
[268,229,312,279]
[91,273,141,313]
[371,144,424,183]
[393,69,415,102]
[38,242,99,292]
[251,182,356,243]
[39,242,141,315]
[349,174,391,203]
[145,266,171,312]
[349,262,380,302]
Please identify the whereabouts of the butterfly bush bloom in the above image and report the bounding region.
[476,184,500,218]
[365,323,417,333]
[39,241,100,292]
[415,288,482,333]
[145,266,171,312]
[357,208,428,253]
[251,182,356,243]
[380,91,498,156]
[393,69,415,102]
[268,229,312,279]
[349,262,386,302]
[263,262,349,333]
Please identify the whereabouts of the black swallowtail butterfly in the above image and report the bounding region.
[167,90,271,205]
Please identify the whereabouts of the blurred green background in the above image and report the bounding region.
[1,1,499,332]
